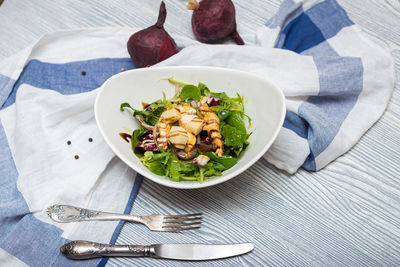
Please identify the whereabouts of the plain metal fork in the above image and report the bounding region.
[46,204,202,232]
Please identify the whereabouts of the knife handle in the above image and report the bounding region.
[60,240,156,260]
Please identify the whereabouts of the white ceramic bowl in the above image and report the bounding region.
[95,66,285,189]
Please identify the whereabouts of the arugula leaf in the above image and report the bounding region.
[121,101,167,126]
[214,92,244,113]
[146,161,165,176]
[226,111,246,132]
[169,159,197,181]
[211,162,227,171]
[149,152,171,164]
[198,82,210,96]
[203,168,222,177]
[137,101,166,125]
[203,162,224,176]
[203,152,238,170]
[221,124,247,147]
[243,113,252,127]
[140,151,172,176]
[168,77,187,86]
[211,91,229,101]
[162,91,167,106]
[209,105,224,113]
[217,110,231,121]
[179,85,201,101]
[219,111,248,151]
[199,167,205,183]
[120,103,134,112]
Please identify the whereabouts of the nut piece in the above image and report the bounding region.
[168,126,188,149]
[186,117,204,135]
[161,108,181,123]
[187,0,200,10]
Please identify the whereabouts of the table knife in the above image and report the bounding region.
[61,240,254,260]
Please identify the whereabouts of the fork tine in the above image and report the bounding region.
[163,221,202,228]
[163,217,202,223]
[163,213,202,218]
[160,226,201,232]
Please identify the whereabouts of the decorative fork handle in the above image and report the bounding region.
[61,240,156,260]
[47,204,143,223]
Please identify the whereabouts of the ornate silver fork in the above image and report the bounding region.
[46,204,202,232]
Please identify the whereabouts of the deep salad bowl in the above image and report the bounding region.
[95,66,285,189]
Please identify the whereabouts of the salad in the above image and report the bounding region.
[120,79,251,183]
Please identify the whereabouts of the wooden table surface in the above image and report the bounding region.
[0,0,399,266]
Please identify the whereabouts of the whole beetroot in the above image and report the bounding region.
[127,2,178,67]
[190,0,244,45]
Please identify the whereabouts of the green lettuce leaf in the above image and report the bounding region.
[226,111,246,132]
[140,151,172,176]
[169,159,197,182]
[198,82,211,96]
[221,124,247,147]
[204,152,238,170]
[120,101,166,126]
[180,85,201,101]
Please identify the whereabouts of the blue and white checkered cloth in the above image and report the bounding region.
[0,0,394,266]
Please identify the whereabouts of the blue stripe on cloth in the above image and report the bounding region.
[279,13,326,53]
[299,57,363,159]
[275,0,363,170]
[283,110,308,139]
[305,0,353,39]
[302,149,316,171]
[1,58,134,109]
[0,121,29,242]
[98,174,144,267]
[2,214,100,267]
[0,121,100,266]
[0,74,15,108]
[276,0,353,52]
[265,0,301,29]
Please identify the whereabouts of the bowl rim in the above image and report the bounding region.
[94,66,286,189]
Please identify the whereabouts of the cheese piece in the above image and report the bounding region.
[168,126,188,149]
[161,108,181,123]
[186,117,204,135]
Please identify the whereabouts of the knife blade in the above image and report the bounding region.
[61,240,254,260]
